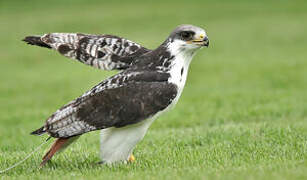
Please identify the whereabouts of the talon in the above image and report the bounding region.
[128,154,135,162]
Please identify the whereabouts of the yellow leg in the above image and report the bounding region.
[128,154,135,163]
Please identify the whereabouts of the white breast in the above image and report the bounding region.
[167,43,195,107]
[100,41,196,164]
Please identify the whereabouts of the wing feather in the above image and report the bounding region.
[40,71,176,138]
[26,33,150,70]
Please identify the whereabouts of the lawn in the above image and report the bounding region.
[0,0,307,179]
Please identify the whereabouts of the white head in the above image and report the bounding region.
[166,24,209,53]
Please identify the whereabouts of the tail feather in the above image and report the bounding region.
[22,36,51,49]
[31,126,46,136]
[40,138,70,167]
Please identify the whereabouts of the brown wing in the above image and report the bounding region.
[23,33,150,70]
[31,71,177,138]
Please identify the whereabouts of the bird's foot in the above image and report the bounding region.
[128,154,135,163]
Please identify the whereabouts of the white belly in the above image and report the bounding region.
[100,46,194,164]
[99,84,185,164]
[100,108,168,164]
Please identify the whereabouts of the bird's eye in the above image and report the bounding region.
[180,31,194,40]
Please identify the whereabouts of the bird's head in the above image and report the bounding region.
[167,24,209,52]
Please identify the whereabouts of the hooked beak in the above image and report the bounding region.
[192,36,209,47]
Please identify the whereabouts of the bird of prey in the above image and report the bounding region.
[23,24,209,166]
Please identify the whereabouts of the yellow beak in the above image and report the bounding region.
[189,35,209,47]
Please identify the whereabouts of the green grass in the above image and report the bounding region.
[1,0,307,179]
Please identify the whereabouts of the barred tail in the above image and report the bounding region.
[22,36,51,49]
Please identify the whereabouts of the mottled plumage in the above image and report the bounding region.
[23,33,150,70]
[23,24,209,165]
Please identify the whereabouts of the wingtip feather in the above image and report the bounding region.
[30,126,46,136]
[22,35,51,49]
